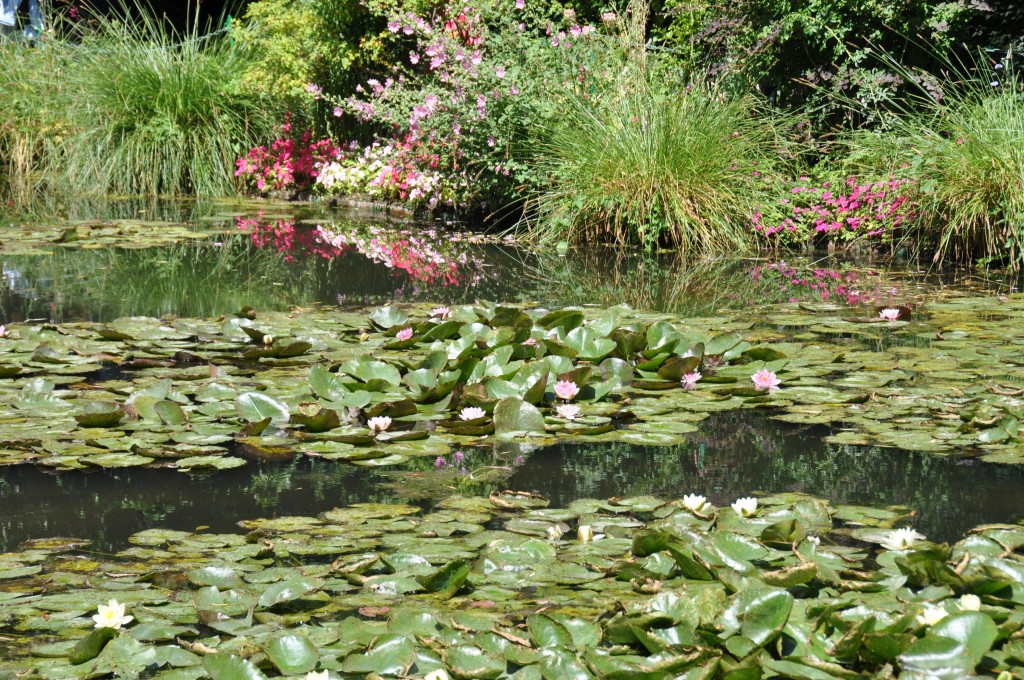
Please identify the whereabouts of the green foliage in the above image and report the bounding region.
[233,0,368,108]
[651,0,984,130]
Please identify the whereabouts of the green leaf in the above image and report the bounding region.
[204,653,270,680]
[899,634,972,671]
[447,645,506,679]
[154,400,188,426]
[416,559,470,599]
[266,634,319,674]
[369,306,409,329]
[236,392,290,426]
[930,612,998,666]
[528,614,574,649]
[68,627,118,664]
[257,577,324,608]
[341,634,416,675]
[718,587,793,647]
[493,397,546,435]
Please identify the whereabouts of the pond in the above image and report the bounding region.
[2,410,1022,553]
[4,202,1024,677]
[0,204,1022,552]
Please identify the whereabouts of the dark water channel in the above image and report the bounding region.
[1,411,1020,552]
[1,207,1022,553]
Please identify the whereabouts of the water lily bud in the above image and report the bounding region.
[358,332,370,342]
[578,525,593,543]
[917,604,948,627]
[546,525,563,540]
[959,594,981,611]
[262,334,274,345]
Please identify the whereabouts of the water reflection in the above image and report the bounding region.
[2,226,1016,326]
[1,412,1020,552]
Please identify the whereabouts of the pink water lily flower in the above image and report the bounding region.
[554,380,580,401]
[523,337,537,346]
[460,406,486,421]
[367,416,392,433]
[555,404,581,420]
[0,325,8,338]
[396,327,414,341]
[878,308,901,321]
[751,369,781,392]
[431,306,451,319]
[682,371,701,390]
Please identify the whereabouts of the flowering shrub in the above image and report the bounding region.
[315,0,610,211]
[316,136,460,208]
[753,175,920,249]
[749,261,898,306]
[235,115,343,195]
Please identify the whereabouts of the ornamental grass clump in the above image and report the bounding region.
[843,56,1024,267]
[49,5,280,197]
[529,75,795,252]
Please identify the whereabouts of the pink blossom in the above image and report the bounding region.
[396,327,414,341]
[751,370,781,392]
[495,65,506,78]
[410,52,420,64]
[554,380,580,401]
[682,371,702,390]
[431,306,451,319]
[879,308,901,321]
[333,106,343,117]
[515,0,524,8]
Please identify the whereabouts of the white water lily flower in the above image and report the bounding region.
[459,407,486,421]
[578,525,594,543]
[880,527,926,551]
[424,670,450,680]
[367,416,392,434]
[546,525,564,540]
[682,494,707,513]
[917,604,948,626]
[93,599,133,629]
[731,497,758,517]
[959,594,982,611]
[304,672,330,680]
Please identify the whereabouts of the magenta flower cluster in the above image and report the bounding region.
[753,176,919,247]
[235,115,343,195]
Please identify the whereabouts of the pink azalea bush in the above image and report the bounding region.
[235,115,343,196]
[753,175,920,249]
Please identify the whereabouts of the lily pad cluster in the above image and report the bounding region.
[6,294,1024,471]
[2,492,1023,677]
